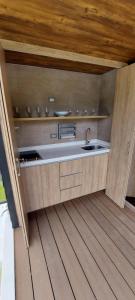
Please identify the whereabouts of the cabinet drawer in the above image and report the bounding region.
[61,186,82,202]
[60,159,82,176]
[60,173,82,190]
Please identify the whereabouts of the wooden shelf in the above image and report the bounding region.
[14,115,109,122]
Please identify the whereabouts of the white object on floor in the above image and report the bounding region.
[0,204,15,300]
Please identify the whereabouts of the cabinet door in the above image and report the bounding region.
[0,45,29,246]
[127,143,135,197]
[82,154,108,195]
[21,166,43,212]
[41,163,60,207]
[106,64,135,207]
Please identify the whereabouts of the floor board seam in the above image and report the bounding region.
[45,208,76,300]
[27,247,36,300]
[83,199,135,269]
[98,193,135,223]
[96,197,135,235]
[123,208,135,222]
[36,213,56,300]
[63,203,118,300]
[72,200,135,296]
[91,197,135,250]
[54,205,97,300]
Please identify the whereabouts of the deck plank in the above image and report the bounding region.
[14,228,34,300]
[55,204,116,300]
[29,216,54,300]
[124,206,135,222]
[90,195,135,249]
[72,198,135,295]
[63,201,135,300]
[15,191,135,300]
[46,206,95,300]
[83,196,135,267]
[37,210,75,300]
[96,192,135,233]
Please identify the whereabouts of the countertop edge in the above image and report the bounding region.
[20,147,110,168]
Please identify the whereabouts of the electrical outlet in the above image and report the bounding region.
[50,133,57,139]
[48,97,55,103]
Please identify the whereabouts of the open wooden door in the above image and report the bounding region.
[0,45,29,247]
[106,63,135,207]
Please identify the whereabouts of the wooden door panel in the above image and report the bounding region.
[106,64,135,207]
[20,166,43,212]
[92,154,108,192]
[82,154,108,195]
[41,163,60,207]
[20,163,60,211]
[82,156,94,195]
[0,45,29,246]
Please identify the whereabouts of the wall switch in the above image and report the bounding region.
[49,97,55,103]
[50,133,57,139]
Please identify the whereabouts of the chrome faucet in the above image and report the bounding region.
[86,128,91,145]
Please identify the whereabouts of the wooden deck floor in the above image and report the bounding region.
[15,191,135,300]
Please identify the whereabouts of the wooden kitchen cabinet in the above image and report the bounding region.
[20,163,60,212]
[41,163,60,207]
[20,165,43,212]
[60,154,108,203]
[106,64,135,207]
[82,153,109,195]
[21,154,108,212]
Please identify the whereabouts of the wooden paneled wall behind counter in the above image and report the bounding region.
[98,70,116,142]
[14,120,98,147]
[7,64,100,112]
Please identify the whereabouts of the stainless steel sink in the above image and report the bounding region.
[82,145,105,151]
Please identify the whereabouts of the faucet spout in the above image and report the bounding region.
[86,128,91,145]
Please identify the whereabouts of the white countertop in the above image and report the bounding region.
[19,139,110,168]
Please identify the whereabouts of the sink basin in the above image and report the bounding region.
[82,145,105,151]
[19,150,41,162]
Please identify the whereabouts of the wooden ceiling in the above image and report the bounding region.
[0,0,134,73]
[5,50,114,74]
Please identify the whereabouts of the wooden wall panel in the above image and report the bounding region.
[0,45,29,247]
[98,70,116,142]
[5,50,113,75]
[82,154,108,195]
[106,64,135,207]
[127,143,135,197]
